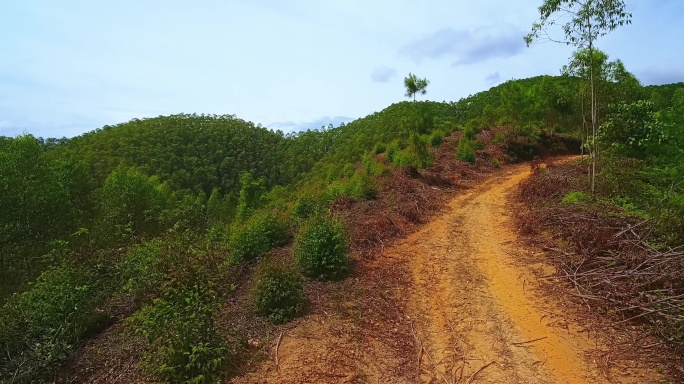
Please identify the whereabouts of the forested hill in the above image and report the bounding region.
[54,114,288,195]
[47,102,468,196]
[34,75,584,198]
[30,76,682,199]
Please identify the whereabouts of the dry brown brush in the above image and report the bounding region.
[518,160,684,352]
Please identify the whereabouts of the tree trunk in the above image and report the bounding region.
[589,23,597,194]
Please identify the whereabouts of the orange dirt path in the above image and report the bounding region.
[233,162,662,383]
[397,163,653,383]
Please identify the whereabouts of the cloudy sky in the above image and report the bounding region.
[1,0,682,138]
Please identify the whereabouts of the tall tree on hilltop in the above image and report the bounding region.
[404,73,430,102]
[525,0,631,192]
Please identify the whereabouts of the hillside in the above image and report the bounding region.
[1,72,684,383]
[36,76,582,197]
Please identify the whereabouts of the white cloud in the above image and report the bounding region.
[399,25,526,66]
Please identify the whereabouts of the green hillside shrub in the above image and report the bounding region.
[129,284,227,384]
[385,139,406,164]
[206,223,230,245]
[235,171,267,223]
[251,261,305,324]
[348,170,378,199]
[0,265,102,381]
[294,214,349,280]
[342,163,356,178]
[326,170,378,201]
[429,131,444,147]
[120,240,164,300]
[457,135,476,163]
[228,211,289,264]
[390,136,434,169]
[562,191,590,204]
[291,194,326,222]
[362,154,390,176]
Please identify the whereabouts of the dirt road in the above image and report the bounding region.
[398,163,662,383]
[234,163,661,383]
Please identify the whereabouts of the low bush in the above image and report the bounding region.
[206,223,230,245]
[120,240,164,300]
[457,135,476,164]
[326,170,378,201]
[0,265,102,382]
[291,194,326,222]
[429,131,444,147]
[562,191,591,204]
[342,163,356,178]
[385,139,405,164]
[128,284,227,383]
[251,261,305,324]
[326,180,346,201]
[228,211,290,264]
[390,136,434,169]
[362,154,390,176]
[294,214,349,281]
[348,171,378,199]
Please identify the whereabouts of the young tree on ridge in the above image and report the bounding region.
[404,73,429,102]
[524,0,631,192]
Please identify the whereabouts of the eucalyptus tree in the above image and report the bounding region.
[404,73,430,102]
[525,0,632,192]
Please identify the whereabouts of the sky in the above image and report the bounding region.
[1,0,683,139]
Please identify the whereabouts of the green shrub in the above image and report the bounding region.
[235,171,266,223]
[228,211,290,264]
[385,140,404,164]
[294,215,349,281]
[129,284,227,384]
[562,191,590,204]
[95,167,172,245]
[429,131,444,147]
[362,154,389,176]
[326,180,346,201]
[342,163,355,178]
[491,158,501,168]
[348,171,378,200]
[463,125,478,140]
[326,171,378,201]
[18,266,100,341]
[372,143,386,154]
[291,194,326,222]
[457,135,476,164]
[0,265,102,381]
[391,138,434,169]
[120,240,163,300]
[251,261,305,324]
[389,148,411,167]
[206,224,229,245]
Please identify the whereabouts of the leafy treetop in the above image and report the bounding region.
[404,73,430,102]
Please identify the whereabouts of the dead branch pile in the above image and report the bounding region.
[517,161,684,351]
